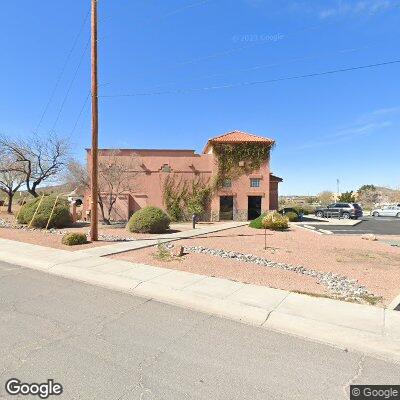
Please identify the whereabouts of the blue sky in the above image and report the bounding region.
[1,0,399,195]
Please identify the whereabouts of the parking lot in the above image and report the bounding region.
[303,216,400,236]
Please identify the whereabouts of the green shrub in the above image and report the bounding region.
[249,213,267,229]
[127,206,170,233]
[285,211,298,222]
[62,233,88,246]
[283,204,314,216]
[17,196,73,229]
[262,212,289,231]
[168,201,184,222]
[249,212,289,230]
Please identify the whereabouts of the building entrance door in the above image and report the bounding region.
[219,196,233,220]
[248,196,262,220]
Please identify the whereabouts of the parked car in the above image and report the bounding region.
[314,203,363,219]
[371,205,400,218]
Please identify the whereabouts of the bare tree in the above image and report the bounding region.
[64,160,88,192]
[0,134,70,198]
[318,190,334,205]
[0,154,25,213]
[357,185,381,209]
[66,151,140,224]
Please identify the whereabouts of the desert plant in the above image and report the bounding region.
[162,174,211,221]
[249,213,267,229]
[62,232,88,246]
[262,212,289,231]
[17,195,72,228]
[285,211,298,222]
[154,242,171,260]
[127,206,170,233]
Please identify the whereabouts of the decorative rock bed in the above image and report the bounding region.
[165,244,373,301]
[0,218,132,242]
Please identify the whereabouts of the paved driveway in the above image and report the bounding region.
[304,216,400,236]
[1,261,399,400]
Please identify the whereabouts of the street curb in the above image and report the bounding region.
[0,238,399,364]
[388,294,400,311]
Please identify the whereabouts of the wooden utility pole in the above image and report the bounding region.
[90,0,99,241]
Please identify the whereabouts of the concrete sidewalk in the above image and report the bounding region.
[0,237,399,363]
[76,221,248,257]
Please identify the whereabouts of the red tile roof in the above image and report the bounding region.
[210,130,274,144]
[203,130,275,153]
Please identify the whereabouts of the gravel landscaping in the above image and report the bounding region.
[164,243,371,300]
[2,213,399,305]
[111,225,400,306]
[0,216,219,251]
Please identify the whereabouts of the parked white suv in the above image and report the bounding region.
[371,205,400,218]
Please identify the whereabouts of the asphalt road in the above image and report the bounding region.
[1,261,399,400]
[307,216,400,236]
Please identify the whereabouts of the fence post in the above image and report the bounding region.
[45,195,60,230]
[16,197,27,221]
[28,193,45,228]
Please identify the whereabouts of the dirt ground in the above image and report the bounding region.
[1,210,399,305]
[0,212,216,252]
[111,225,400,306]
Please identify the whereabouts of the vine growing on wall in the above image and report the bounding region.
[212,142,274,189]
[162,174,212,221]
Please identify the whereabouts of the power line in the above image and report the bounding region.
[69,83,110,137]
[69,92,90,136]
[34,8,90,134]
[176,18,344,67]
[100,59,400,98]
[150,0,214,21]
[175,4,400,67]
[99,0,214,35]
[107,16,349,89]
[142,41,385,91]
[51,38,91,132]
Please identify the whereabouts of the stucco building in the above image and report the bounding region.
[86,131,282,222]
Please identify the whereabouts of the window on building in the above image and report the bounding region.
[250,178,261,188]
[222,178,232,188]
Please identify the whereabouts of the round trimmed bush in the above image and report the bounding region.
[17,195,73,229]
[285,211,298,222]
[127,206,170,234]
[62,232,88,246]
[262,212,289,231]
